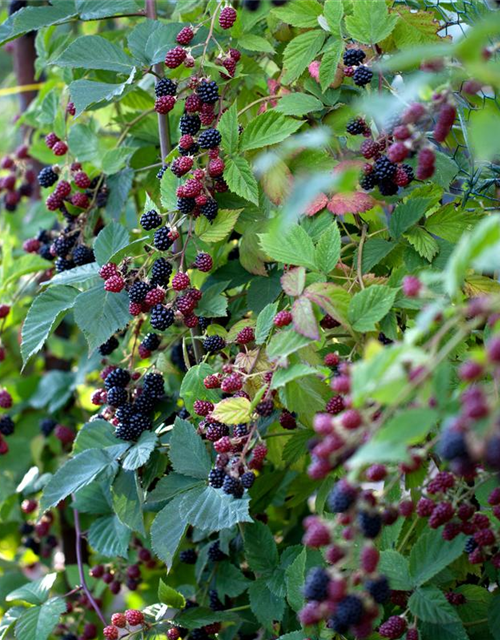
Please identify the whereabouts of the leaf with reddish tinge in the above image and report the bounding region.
[292,296,320,340]
[304,282,351,326]
[327,191,377,215]
[281,267,306,297]
[305,192,329,216]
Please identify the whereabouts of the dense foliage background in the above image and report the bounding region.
[1,1,500,639]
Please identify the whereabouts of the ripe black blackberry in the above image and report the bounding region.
[208,541,226,561]
[241,471,255,488]
[464,537,478,553]
[107,386,128,408]
[196,80,219,104]
[198,317,210,331]
[157,164,168,180]
[177,197,196,214]
[343,48,366,66]
[151,257,173,286]
[129,281,151,303]
[222,475,243,498]
[179,114,201,136]
[303,567,329,601]
[208,590,225,611]
[20,523,34,535]
[154,227,174,251]
[234,424,248,437]
[203,335,226,352]
[327,480,357,513]
[40,417,57,436]
[360,173,378,191]
[206,422,229,441]
[115,403,134,424]
[358,510,382,538]
[365,576,390,603]
[378,332,393,345]
[378,179,399,196]
[180,549,197,564]
[353,65,373,87]
[373,155,397,180]
[143,372,165,398]
[40,244,54,261]
[178,407,190,419]
[200,198,218,221]
[38,166,58,188]
[140,209,162,230]
[142,333,161,352]
[401,163,414,182]
[256,400,274,417]
[115,420,145,441]
[190,630,209,640]
[104,367,131,389]
[53,235,77,257]
[73,244,94,266]
[99,336,119,356]
[134,393,156,413]
[179,142,199,157]
[55,257,75,272]
[208,468,226,488]
[0,415,14,435]
[334,594,364,627]
[346,118,366,135]
[198,128,222,149]
[150,305,174,331]
[155,77,177,97]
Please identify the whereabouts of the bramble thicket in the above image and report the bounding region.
[1,1,500,639]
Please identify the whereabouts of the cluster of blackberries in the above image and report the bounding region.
[90,560,145,595]
[0,146,35,212]
[0,387,14,454]
[47,229,95,273]
[39,162,107,214]
[37,417,75,445]
[342,47,373,86]
[103,609,145,639]
[19,501,58,558]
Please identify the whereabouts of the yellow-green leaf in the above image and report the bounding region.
[211,397,252,425]
[195,209,242,244]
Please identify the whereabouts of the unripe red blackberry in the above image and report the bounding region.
[416,148,435,180]
[341,409,362,430]
[155,95,176,114]
[66,101,76,116]
[222,57,237,77]
[487,337,500,363]
[46,193,62,211]
[194,400,214,416]
[98,263,118,279]
[21,498,37,514]
[52,141,68,156]
[165,46,187,68]
[219,6,237,29]
[72,192,89,209]
[54,424,75,445]
[104,275,125,293]
[379,616,407,639]
[172,272,190,291]
[0,304,11,319]
[326,395,345,415]
[74,171,91,189]
[110,613,126,628]
[399,500,414,517]
[167,629,180,640]
[54,180,71,199]
[185,94,202,113]
[0,389,12,409]
[125,610,144,626]
[365,464,387,481]
[429,501,454,528]
[459,360,483,381]
[221,373,243,393]
[406,629,419,640]
[361,544,379,573]
[45,132,59,149]
[179,134,195,151]
[176,26,194,45]
[273,310,292,327]
[103,626,119,640]
[229,48,241,61]
[402,275,421,297]
[208,158,225,177]
[402,102,426,124]
[387,142,408,163]
[360,139,379,159]
[171,156,193,177]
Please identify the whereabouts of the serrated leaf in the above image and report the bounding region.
[275,93,323,116]
[158,580,185,609]
[409,587,460,623]
[73,285,130,353]
[374,408,438,445]
[379,550,413,590]
[392,5,441,48]
[174,607,237,630]
[270,364,317,389]
[267,329,314,362]
[285,548,306,611]
[348,285,397,332]
[0,606,24,640]
[244,521,279,575]
[488,591,500,640]
[179,486,253,531]
[249,579,285,630]
[87,514,131,557]
[389,197,431,239]
[425,204,478,243]
[215,562,251,599]
[281,267,306,297]
[409,530,465,586]
[111,469,145,535]
[69,69,136,117]
[55,35,134,73]
[146,475,203,505]
[93,222,130,266]
[283,429,313,464]
[77,0,141,20]
[320,41,343,92]
[282,29,327,84]
[272,0,323,28]
[211,397,252,425]
[160,169,180,211]
[15,597,66,640]
[41,449,116,512]
[47,263,99,287]
[239,33,275,53]
[180,364,220,413]
[361,238,396,273]
[323,0,343,35]
[169,417,211,479]
[195,209,241,243]
[218,104,239,155]
[292,296,319,340]
[7,574,57,605]
[150,495,187,571]
[21,285,79,366]
[345,0,398,44]
[304,281,351,326]
[73,420,123,454]
[405,227,439,262]
[0,2,77,46]
[122,431,157,470]
[259,225,317,270]
[315,221,341,273]
[224,157,259,205]
[240,111,304,152]
[255,302,278,345]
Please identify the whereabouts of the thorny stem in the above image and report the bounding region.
[73,501,107,626]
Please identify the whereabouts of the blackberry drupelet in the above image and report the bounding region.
[200,198,218,221]
[151,257,173,286]
[104,367,131,389]
[140,209,162,230]
[73,244,94,265]
[40,418,57,436]
[150,305,174,331]
[374,155,397,181]
[155,77,177,97]
[154,227,174,251]
[241,471,255,488]
[134,393,156,414]
[115,420,145,441]
[99,336,119,356]
[129,281,151,304]
[198,128,222,149]
[208,468,226,488]
[38,166,58,188]
[55,257,75,272]
[107,386,128,408]
[143,372,165,398]
[222,475,242,496]
[196,80,219,104]
[142,333,161,351]
[179,114,201,136]
[53,235,76,257]
[177,197,196,214]
[353,65,373,87]
[180,549,197,564]
[115,403,134,424]
[203,335,226,352]
[343,48,366,66]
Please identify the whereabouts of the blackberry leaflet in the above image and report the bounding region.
[155,77,177,97]
[179,114,201,136]
[150,305,174,331]
[198,128,222,149]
